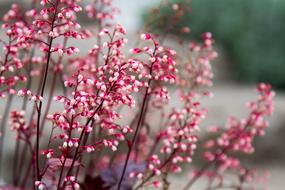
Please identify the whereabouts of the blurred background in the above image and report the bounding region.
[0,0,285,189]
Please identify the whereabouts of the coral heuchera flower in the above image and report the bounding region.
[0,1,275,190]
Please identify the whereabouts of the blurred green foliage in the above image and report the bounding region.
[144,0,285,87]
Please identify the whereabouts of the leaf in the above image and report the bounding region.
[81,175,110,190]
[99,161,147,190]
[42,158,81,186]
[47,158,80,169]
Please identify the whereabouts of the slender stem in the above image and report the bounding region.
[58,130,85,190]
[182,123,252,190]
[18,62,46,185]
[60,79,118,189]
[39,37,67,134]
[13,51,34,185]
[35,0,59,181]
[134,96,150,162]
[40,125,55,176]
[61,103,103,184]
[13,140,20,185]
[117,80,151,190]
[20,37,67,186]
[134,148,178,190]
[56,157,68,189]
[60,41,120,189]
[0,38,12,177]
[74,120,95,178]
[20,137,36,188]
[56,116,74,190]
[0,95,13,176]
[85,127,102,176]
[39,72,57,134]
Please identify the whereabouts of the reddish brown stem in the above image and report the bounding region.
[182,122,252,190]
[60,78,118,189]
[134,148,178,190]
[17,59,47,184]
[13,50,34,185]
[56,116,74,190]
[117,79,152,190]
[0,38,12,177]
[59,103,104,190]
[35,0,59,181]
[40,37,67,134]
[0,95,13,176]
[39,72,57,134]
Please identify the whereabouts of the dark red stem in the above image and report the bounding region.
[35,0,59,181]
[117,79,151,190]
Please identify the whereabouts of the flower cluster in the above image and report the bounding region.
[9,110,31,141]
[203,83,274,164]
[0,4,31,97]
[177,32,218,90]
[192,83,275,190]
[85,0,119,23]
